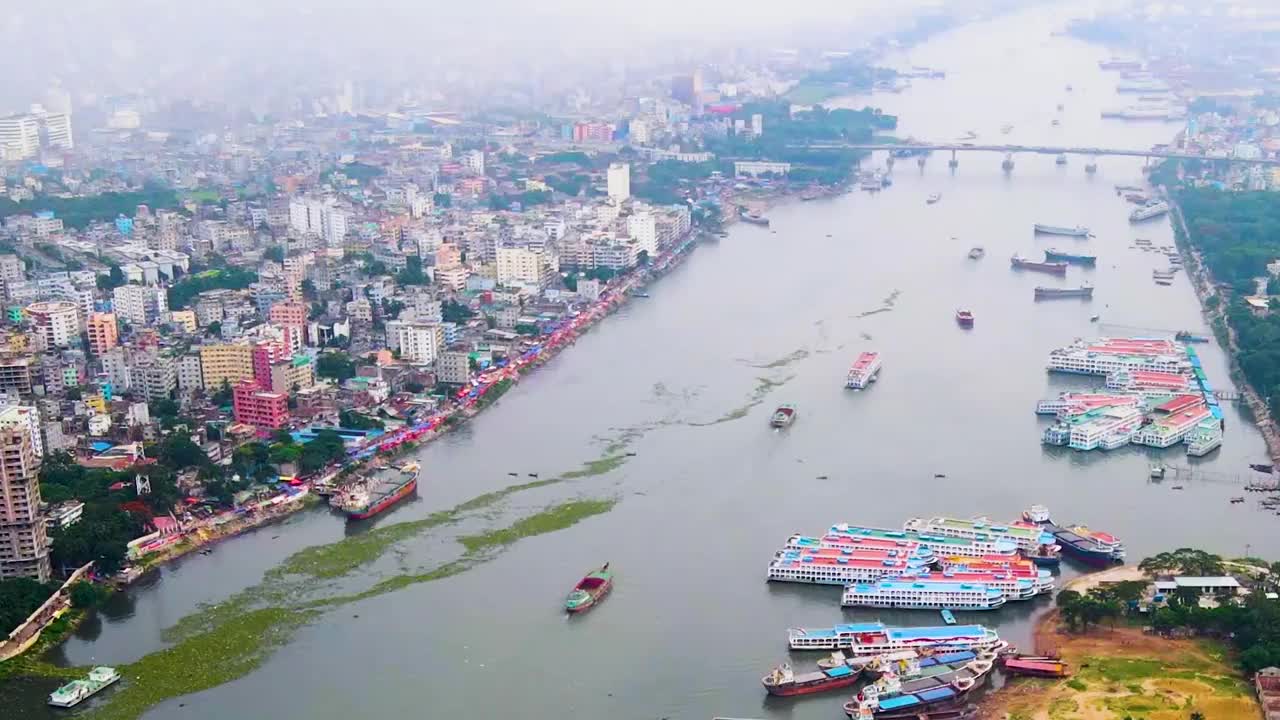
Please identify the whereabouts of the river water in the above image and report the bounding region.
[11,5,1280,720]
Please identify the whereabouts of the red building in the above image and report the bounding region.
[232,382,290,430]
[251,341,287,390]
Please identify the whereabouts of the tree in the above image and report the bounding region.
[0,578,57,635]
[301,279,317,300]
[316,352,357,381]
[340,409,384,430]
[97,264,126,290]
[205,321,223,337]
[397,256,429,286]
[69,580,110,609]
[158,435,208,470]
[637,250,650,265]
[149,398,180,419]
[263,245,285,263]
[212,380,234,406]
[442,300,475,324]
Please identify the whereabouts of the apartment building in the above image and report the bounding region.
[0,423,50,582]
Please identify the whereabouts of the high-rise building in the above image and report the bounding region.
[177,354,203,392]
[129,354,177,400]
[0,421,50,582]
[232,383,289,430]
[628,212,658,256]
[496,246,551,288]
[0,255,26,298]
[607,162,631,202]
[200,343,254,391]
[629,118,651,145]
[41,112,73,150]
[0,115,39,160]
[269,356,314,395]
[25,301,79,349]
[288,198,349,246]
[388,322,445,364]
[112,284,167,326]
[86,313,119,355]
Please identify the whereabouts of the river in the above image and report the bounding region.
[10,5,1279,720]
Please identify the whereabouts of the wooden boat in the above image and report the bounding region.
[565,563,613,613]
[1000,655,1069,678]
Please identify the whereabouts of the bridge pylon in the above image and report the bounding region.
[948,149,958,169]
[886,155,895,169]
[1085,155,1098,174]
[1001,153,1015,172]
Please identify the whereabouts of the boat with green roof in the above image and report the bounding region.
[565,563,612,613]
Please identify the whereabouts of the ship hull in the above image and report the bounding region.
[566,582,611,614]
[765,673,862,697]
[1056,543,1116,567]
[1012,259,1068,275]
[345,478,417,520]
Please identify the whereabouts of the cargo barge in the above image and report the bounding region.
[335,462,420,520]
[1022,505,1124,566]
[1033,224,1090,237]
[1044,249,1096,266]
[1011,255,1068,275]
[1034,285,1093,300]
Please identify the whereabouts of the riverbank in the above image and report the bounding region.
[980,573,1258,720]
[1170,196,1280,462]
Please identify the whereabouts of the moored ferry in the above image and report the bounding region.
[905,516,1059,556]
[336,463,420,520]
[841,579,1007,610]
[785,534,938,564]
[846,352,883,390]
[1130,201,1170,222]
[786,621,1005,653]
[763,662,862,697]
[768,547,929,585]
[48,667,121,708]
[1044,249,1097,266]
[1033,224,1090,237]
[846,649,996,719]
[929,560,1055,595]
[897,569,1043,600]
[1010,254,1068,275]
[828,524,1018,559]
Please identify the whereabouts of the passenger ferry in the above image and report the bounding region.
[1047,337,1190,376]
[904,516,1058,555]
[928,561,1055,595]
[786,621,1005,654]
[1130,201,1171,222]
[827,524,1019,559]
[785,534,938,564]
[841,579,1006,610]
[846,352,882,390]
[768,547,929,585]
[898,568,1044,600]
[1186,426,1223,457]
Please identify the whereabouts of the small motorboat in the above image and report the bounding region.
[565,563,613,614]
[956,309,975,328]
[1090,314,1100,322]
[927,193,942,204]
[967,247,985,260]
[771,404,797,429]
[941,609,956,625]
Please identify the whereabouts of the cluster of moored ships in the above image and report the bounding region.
[1038,337,1224,455]
[767,507,1123,610]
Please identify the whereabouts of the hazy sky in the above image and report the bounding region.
[0,0,951,113]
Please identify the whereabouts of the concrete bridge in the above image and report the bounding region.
[790,142,1280,167]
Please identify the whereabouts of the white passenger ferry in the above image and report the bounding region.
[827,524,1019,559]
[904,516,1058,554]
[841,579,1006,610]
[1047,337,1190,376]
[846,352,882,390]
[767,547,929,585]
[899,568,1046,600]
[786,621,1006,653]
[784,534,937,564]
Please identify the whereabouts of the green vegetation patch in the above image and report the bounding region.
[271,509,457,580]
[560,455,627,479]
[457,499,617,554]
[1047,697,1078,720]
[85,607,311,720]
[1064,678,1086,691]
[1079,656,1165,683]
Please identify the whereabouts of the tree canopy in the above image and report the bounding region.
[316,352,357,381]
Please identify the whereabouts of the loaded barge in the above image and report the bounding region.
[1022,505,1124,566]
[1044,249,1096,266]
[1011,255,1068,275]
[1034,285,1093,300]
[1033,224,1090,237]
[334,462,420,520]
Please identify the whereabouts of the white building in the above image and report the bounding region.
[41,112,73,150]
[607,162,631,202]
[630,119,651,145]
[627,211,657,256]
[113,284,168,326]
[0,115,39,160]
[288,198,349,246]
[25,301,79,349]
[177,354,203,391]
[734,160,792,177]
[390,322,445,364]
[496,246,550,287]
[0,405,43,458]
[464,150,486,176]
[750,113,764,138]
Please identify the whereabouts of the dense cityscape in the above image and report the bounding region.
[2,1,1280,719]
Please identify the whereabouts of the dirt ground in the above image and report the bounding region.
[979,610,1259,720]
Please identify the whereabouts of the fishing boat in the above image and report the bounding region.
[955,310,974,328]
[1044,249,1097,266]
[1033,224,1090,237]
[771,404,797,428]
[565,563,613,613]
[927,193,942,204]
[967,247,984,260]
[763,662,862,697]
[336,463,420,520]
[48,667,121,708]
[787,622,1005,654]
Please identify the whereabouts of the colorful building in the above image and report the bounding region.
[232,383,290,430]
